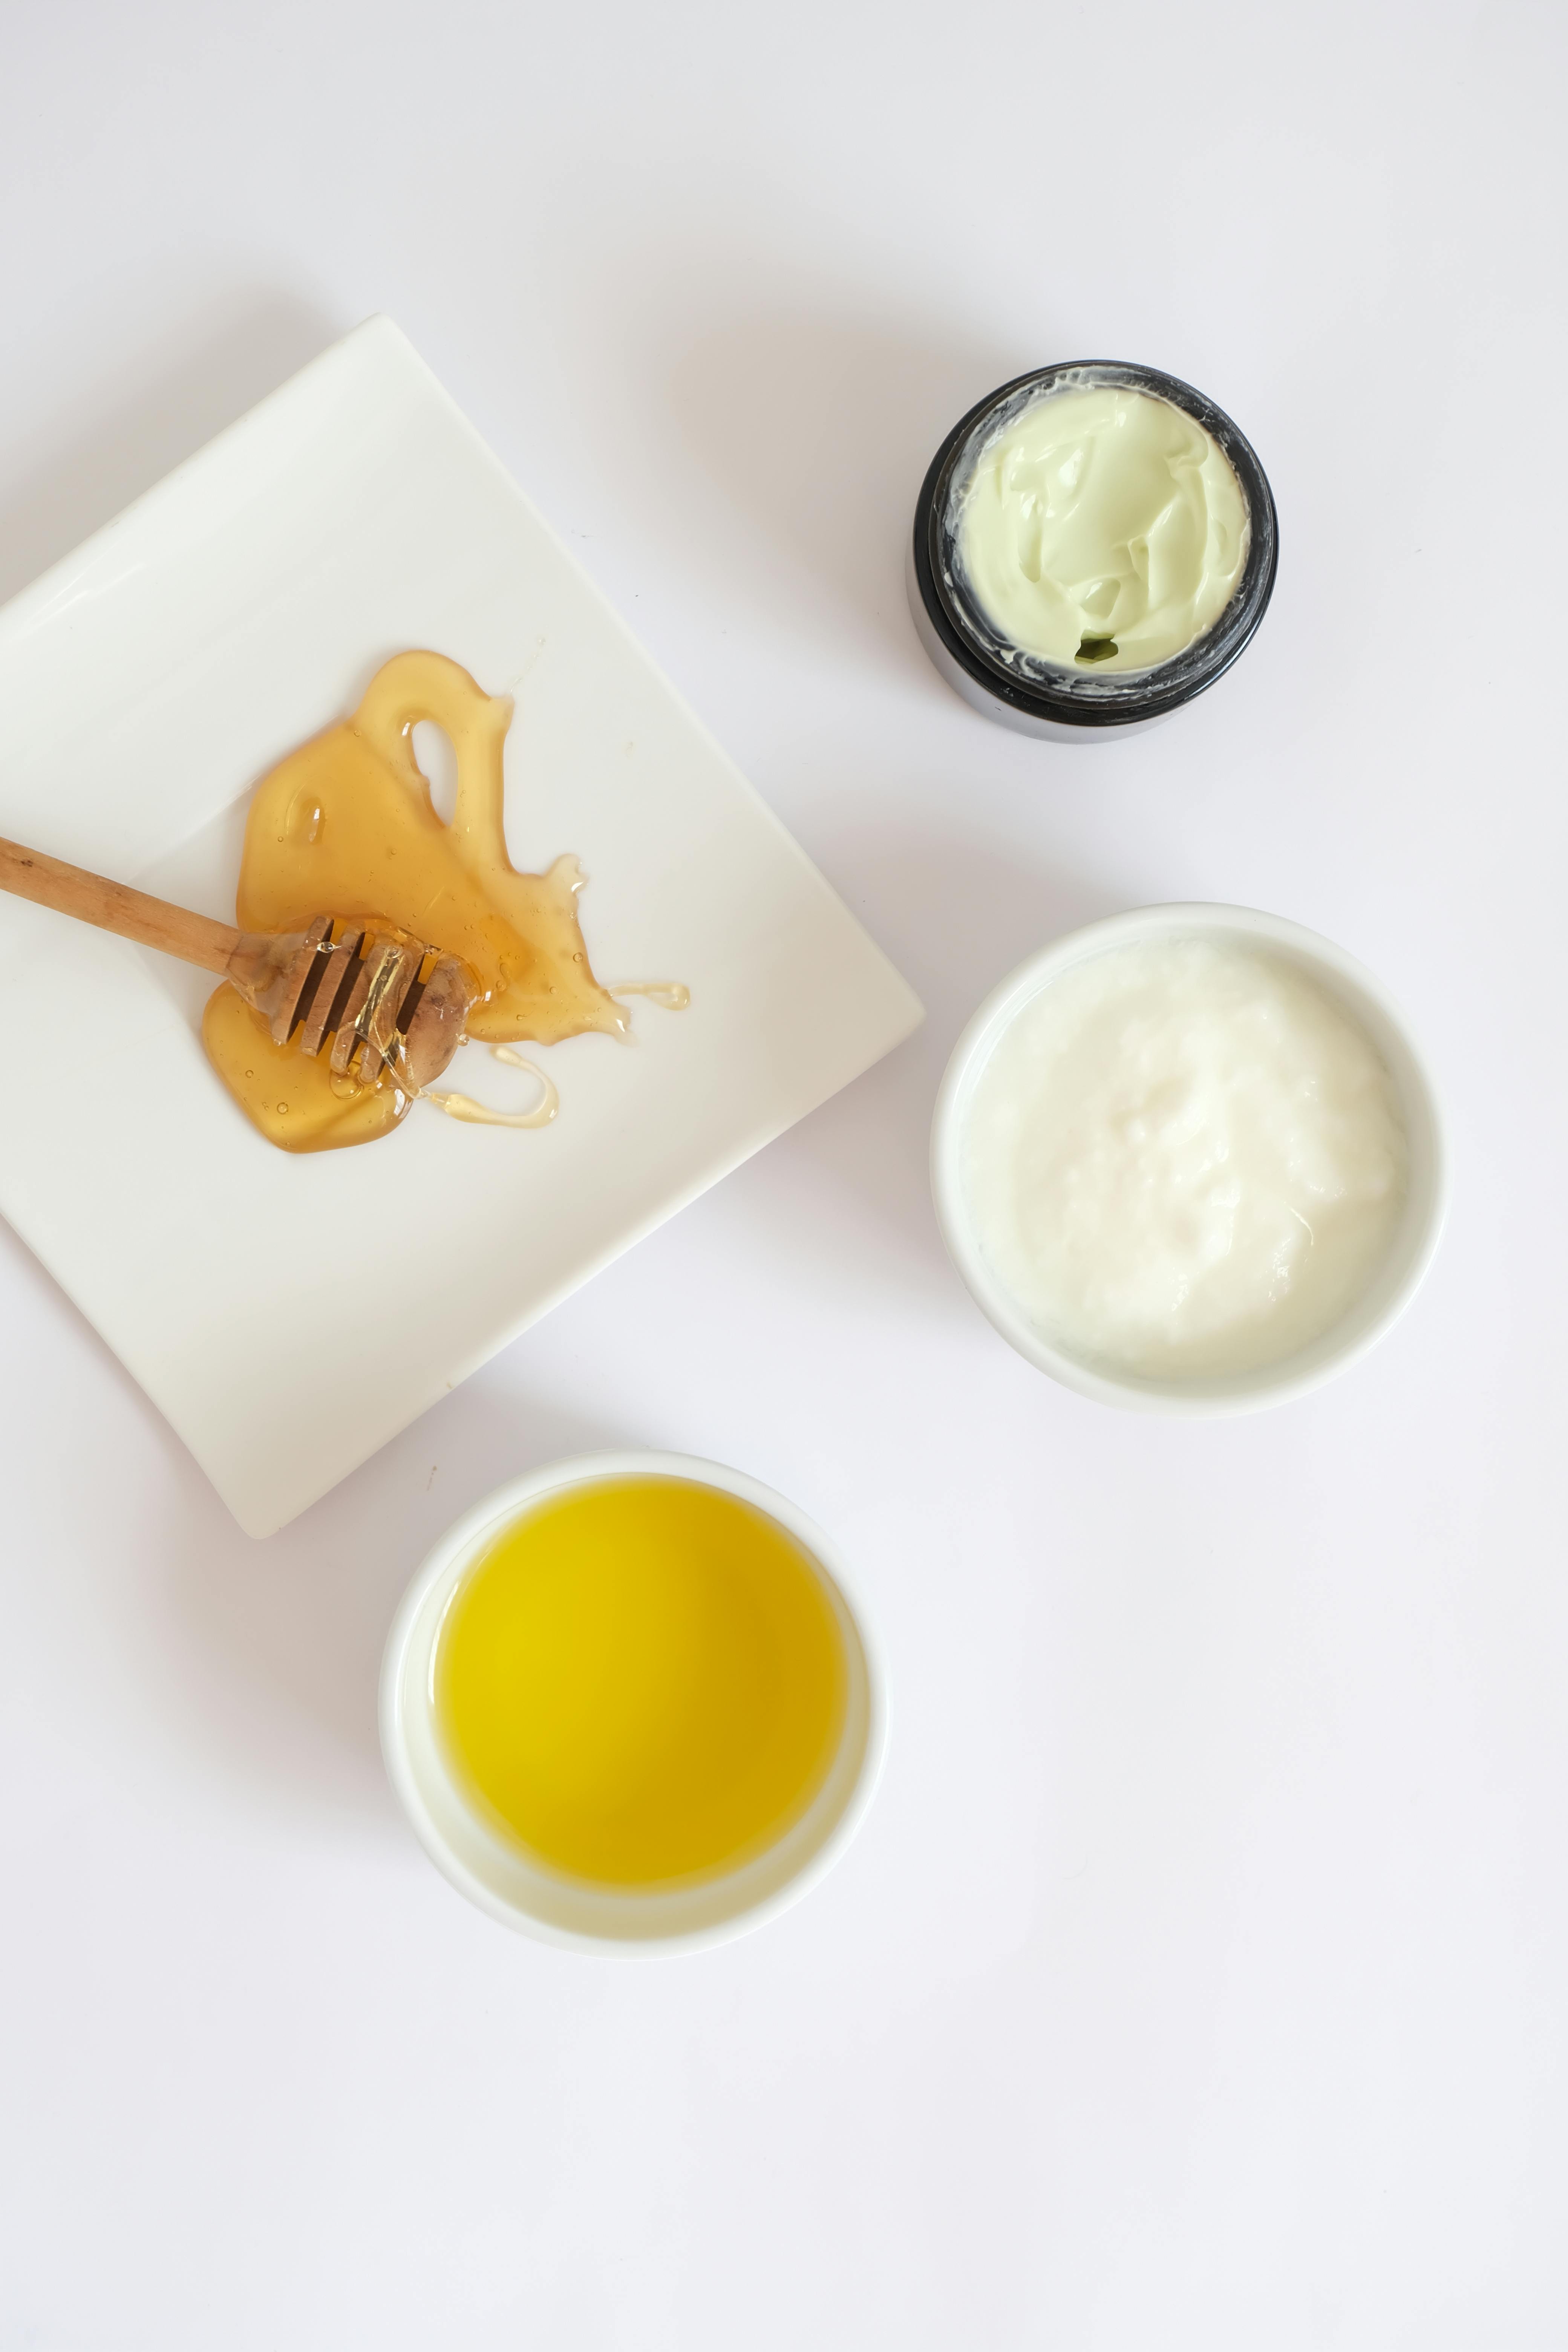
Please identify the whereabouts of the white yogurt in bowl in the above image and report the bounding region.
[931,907,1446,1411]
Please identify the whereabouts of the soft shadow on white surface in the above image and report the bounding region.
[0,1213,628,1825]
[0,288,341,611]
[154,1383,635,1816]
[738,827,1113,1303]
[633,288,1029,665]
[819,824,1115,1039]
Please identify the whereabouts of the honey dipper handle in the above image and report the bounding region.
[0,834,241,976]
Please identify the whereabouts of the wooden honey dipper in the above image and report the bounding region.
[0,834,474,1090]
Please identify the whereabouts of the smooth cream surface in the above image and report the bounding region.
[957,387,1249,673]
[964,939,1408,1379]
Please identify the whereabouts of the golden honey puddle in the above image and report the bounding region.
[203,650,683,1153]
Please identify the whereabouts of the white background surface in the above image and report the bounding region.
[1,2,1563,2343]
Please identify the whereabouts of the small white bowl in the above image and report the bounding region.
[380,1451,887,1953]
[930,904,1448,1413]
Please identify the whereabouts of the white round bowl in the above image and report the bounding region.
[930,904,1448,1414]
[380,1451,887,1954]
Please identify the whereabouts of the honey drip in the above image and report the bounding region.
[423,1044,559,1130]
[203,651,684,1154]
[607,980,691,1011]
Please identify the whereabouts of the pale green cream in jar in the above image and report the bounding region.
[956,386,1250,673]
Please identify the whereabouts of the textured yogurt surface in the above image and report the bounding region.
[963,938,1409,1379]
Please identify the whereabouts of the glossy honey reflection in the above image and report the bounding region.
[435,1478,851,1888]
[203,650,663,1153]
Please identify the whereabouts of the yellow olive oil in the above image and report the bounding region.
[434,1477,850,1888]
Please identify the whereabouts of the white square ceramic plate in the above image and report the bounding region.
[0,318,922,1535]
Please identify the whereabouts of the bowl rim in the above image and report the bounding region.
[912,360,1279,729]
[379,1449,889,1954]
[929,904,1449,1413]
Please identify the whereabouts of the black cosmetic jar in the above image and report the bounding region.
[908,360,1278,742]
